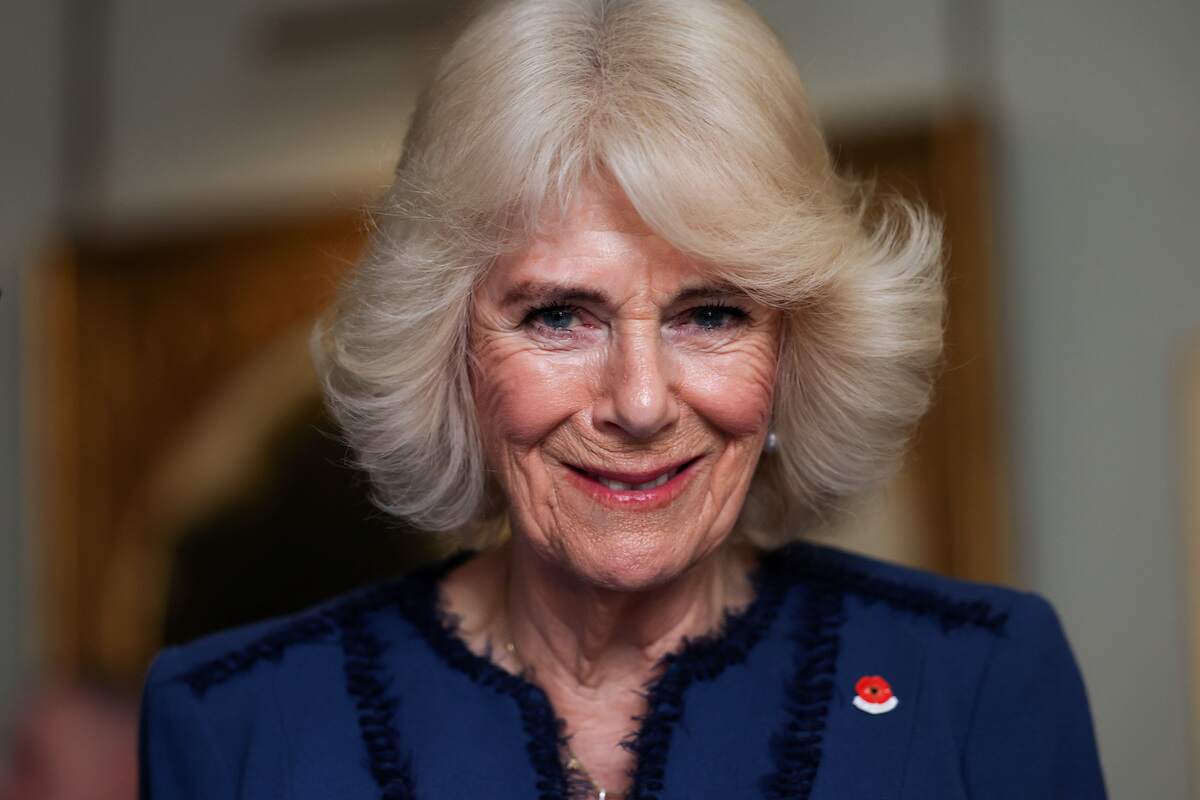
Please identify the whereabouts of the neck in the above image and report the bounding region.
[439,534,757,800]
[501,535,755,692]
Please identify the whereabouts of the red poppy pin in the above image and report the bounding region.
[853,675,898,715]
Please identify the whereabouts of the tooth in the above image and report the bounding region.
[593,467,681,492]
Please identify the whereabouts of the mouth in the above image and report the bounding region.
[562,456,702,509]
[567,458,696,490]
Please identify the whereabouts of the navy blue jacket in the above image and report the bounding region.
[139,542,1107,798]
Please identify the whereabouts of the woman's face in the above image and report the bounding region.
[470,183,781,590]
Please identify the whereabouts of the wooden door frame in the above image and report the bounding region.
[830,112,1012,584]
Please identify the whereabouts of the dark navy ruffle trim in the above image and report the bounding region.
[758,542,1005,798]
[782,542,1009,634]
[176,581,424,800]
[178,582,405,697]
[623,552,790,800]
[392,555,580,800]
[762,586,846,800]
[336,594,417,800]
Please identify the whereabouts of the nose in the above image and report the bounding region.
[593,323,679,440]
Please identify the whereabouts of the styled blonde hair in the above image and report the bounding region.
[315,0,945,548]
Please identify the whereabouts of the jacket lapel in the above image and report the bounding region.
[810,603,924,799]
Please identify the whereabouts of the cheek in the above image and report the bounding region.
[675,345,777,438]
[472,343,595,453]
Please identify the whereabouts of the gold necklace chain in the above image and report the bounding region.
[503,565,611,800]
[503,636,610,800]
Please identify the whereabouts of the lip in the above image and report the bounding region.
[573,458,696,485]
[562,456,702,511]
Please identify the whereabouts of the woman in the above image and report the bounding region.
[140,0,1107,797]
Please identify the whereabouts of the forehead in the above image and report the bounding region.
[558,181,651,234]
[484,183,706,296]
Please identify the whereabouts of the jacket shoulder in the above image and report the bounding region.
[778,543,1105,797]
[139,576,430,797]
[144,573,420,702]
[776,540,1055,638]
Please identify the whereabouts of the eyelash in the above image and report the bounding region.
[684,302,751,330]
[521,303,751,335]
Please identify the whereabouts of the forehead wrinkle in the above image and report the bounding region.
[491,201,761,316]
[550,184,654,236]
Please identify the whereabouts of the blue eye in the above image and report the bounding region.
[688,304,749,330]
[525,305,578,331]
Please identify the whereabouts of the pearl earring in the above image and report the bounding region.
[764,430,779,454]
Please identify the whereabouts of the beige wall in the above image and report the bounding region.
[991,3,1197,794]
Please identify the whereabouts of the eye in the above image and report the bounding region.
[682,303,750,331]
[523,305,582,333]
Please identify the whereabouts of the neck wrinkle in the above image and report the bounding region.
[504,536,756,693]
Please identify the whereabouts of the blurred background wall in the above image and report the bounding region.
[1,0,1197,797]
[1,0,61,744]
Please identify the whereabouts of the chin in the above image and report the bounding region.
[555,530,719,594]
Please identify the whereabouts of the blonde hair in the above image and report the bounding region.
[315,0,945,548]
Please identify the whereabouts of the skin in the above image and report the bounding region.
[442,180,782,796]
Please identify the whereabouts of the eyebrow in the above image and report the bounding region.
[500,279,745,309]
[500,281,612,309]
